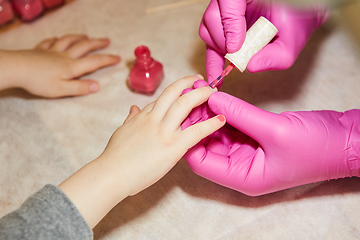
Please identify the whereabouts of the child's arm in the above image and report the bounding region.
[0,34,120,98]
[59,75,226,228]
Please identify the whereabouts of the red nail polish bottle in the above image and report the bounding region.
[11,0,44,22]
[128,45,164,95]
[0,0,14,26]
[41,0,64,9]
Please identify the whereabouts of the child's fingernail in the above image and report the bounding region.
[195,74,204,80]
[129,105,136,113]
[90,83,99,93]
[217,115,226,122]
[210,86,218,91]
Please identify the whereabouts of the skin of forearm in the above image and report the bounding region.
[58,156,130,229]
[0,50,24,91]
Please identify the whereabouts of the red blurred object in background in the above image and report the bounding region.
[128,45,164,95]
[0,0,14,26]
[11,0,44,22]
[41,0,64,9]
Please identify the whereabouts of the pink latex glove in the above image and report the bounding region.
[199,0,329,82]
[182,82,360,196]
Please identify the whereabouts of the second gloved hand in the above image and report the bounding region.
[199,0,328,82]
[183,88,360,196]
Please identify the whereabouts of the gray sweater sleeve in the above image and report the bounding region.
[0,184,93,240]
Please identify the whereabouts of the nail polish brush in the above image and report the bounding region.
[209,63,235,88]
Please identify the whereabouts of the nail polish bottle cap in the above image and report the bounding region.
[225,16,278,72]
[134,45,155,70]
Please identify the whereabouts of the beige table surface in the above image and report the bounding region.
[1,0,360,239]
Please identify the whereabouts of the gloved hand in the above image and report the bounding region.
[199,0,329,82]
[182,82,360,196]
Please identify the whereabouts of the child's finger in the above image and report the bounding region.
[162,85,216,130]
[65,38,111,59]
[50,34,88,52]
[180,79,207,96]
[150,76,200,119]
[44,79,99,98]
[35,37,58,50]
[142,101,155,113]
[179,115,226,150]
[123,105,141,124]
[71,54,121,78]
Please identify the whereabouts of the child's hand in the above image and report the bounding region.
[99,76,226,196]
[59,76,226,228]
[1,34,120,98]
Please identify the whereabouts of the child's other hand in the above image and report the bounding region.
[8,34,120,98]
[98,76,226,196]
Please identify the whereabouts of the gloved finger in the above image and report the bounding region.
[208,92,289,144]
[246,39,296,72]
[201,0,227,54]
[184,134,264,195]
[181,78,207,95]
[205,47,225,84]
[180,114,226,153]
[185,122,251,162]
[211,125,251,150]
[181,88,193,96]
[218,0,247,53]
[185,149,240,190]
[193,79,209,89]
[199,21,223,54]
[203,137,231,156]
